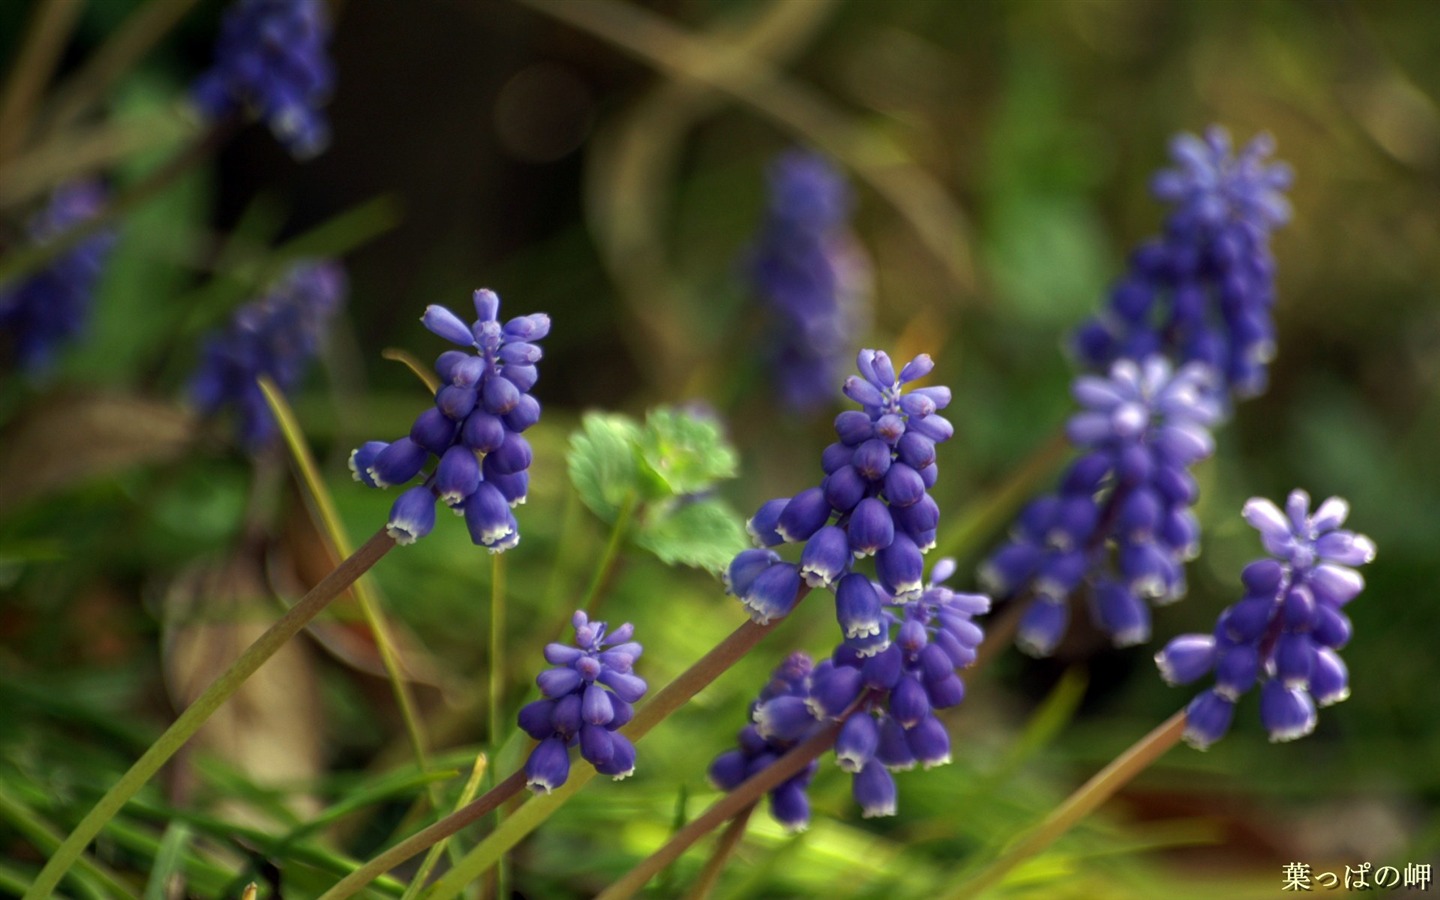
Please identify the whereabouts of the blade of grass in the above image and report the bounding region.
[402,753,490,900]
[0,782,136,900]
[22,528,395,900]
[142,822,192,900]
[258,377,441,810]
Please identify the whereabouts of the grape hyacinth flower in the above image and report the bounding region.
[193,0,335,159]
[350,289,547,551]
[708,652,822,832]
[518,611,647,793]
[808,559,988,817]
[1156,490,1375,749]
[191,260,346,451]
[1073,126,1293,400]
[981,357,1221,656]
[727,349,952,640]
[748,150,871,411]
[0,181,115,373]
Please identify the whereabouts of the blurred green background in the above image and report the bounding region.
[2,0,1440,897]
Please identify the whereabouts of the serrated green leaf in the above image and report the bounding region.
[567,412,642,522]
[634,407,738,499]
[634,497,748,573]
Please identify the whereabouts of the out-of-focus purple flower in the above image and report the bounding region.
[193,0,334,159]
[728,349,952,642]
[191,260,345,451]
[980,357,1221,656]
[519,611,646,793]
[1073,126,1292,400]
[0,181,115,373]
[351,289,547,551]
[1155,490,1374,749]
[709,652,822,832]
[748,150,871,411]
[809,559,988,817]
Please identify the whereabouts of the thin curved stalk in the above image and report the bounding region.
[596,723,842,900]
[937,710,1188,899]
[24,530,395,900]
[683,803,755,900]
[0,0,82,166]
[580,491,637,615]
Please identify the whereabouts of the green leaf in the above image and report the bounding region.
[634,407,738,499]
[567,412,642,522]
[634,498,748,574]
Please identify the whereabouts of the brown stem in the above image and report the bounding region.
[684,803,755,900]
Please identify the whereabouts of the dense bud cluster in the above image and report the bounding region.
[350,289,547,551]
[518,612,647,793]
[708,653,822,832]
[727,349,952,638]
[1073,126,1292,400]
[193,0,335,158]
[191,261,346,450]
[748,150,870,411]
[981,357,1220,655]
[1157,491,1374,749]
[0,181,115,373]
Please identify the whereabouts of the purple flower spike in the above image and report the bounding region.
[351,290,545,549]
[190,260,345,451]
[1160,491,1373,749]
[0,181,116,374]
[520,612,646,786]
[746,150,872,411]
[709,653,823,831]
[192,0,335,159]
[1075,126,1292,399]
[984,356,1220,654]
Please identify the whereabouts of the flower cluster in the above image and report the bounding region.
[727,349,952,638]
[808,560,987,817]
[748,150,870,411]
[351,290,547,551]
[981,357,1221,656]
[0,181,115,373]
[1157,491,1375,749]
[193,0,335,159]
[1072,127,1293,400]
[190,260,346,450]
[518,611,646,793]
[712,562,986,824]
[708,652,822,832]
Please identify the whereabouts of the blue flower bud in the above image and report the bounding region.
[861,644,903,690]
[851,439,892,481]
[847,498,894,558]
[1259,679,1316,743]
[1017,598,1069,658]
[877,533,924,601]
[1309,648,1349,707]
[461,410,506,453]
[482,372,520,414]
[525,737,571,794]
[1090,580,1151,647]
[888,675,930,728]
[800,526,851,589]
[1274,633,1314,689]
[747,498,788,547]
[709,750,748,791]
[820,441,852,473]
[776,487,831,543]
[518,699,555,740]
[1154,635,1216,686]
[906,714,951,768]
[769,780,811,833]
[485,467,529,507]
[423,304,477,347]
[370,438,428,487]
[503,393,542,432]
[834,713,878,773]
[822,465,867,513]
[487,432,533,476]
[726,549,781,597]
[464,482,517,549]
[1214,645,1260,699]
[882,463,925,507]
[834,573,883,639]
[435,445,481,507]
[1182,689,1235,751]
[411,407,459,454]
[834,410,873,445]
[741,562,802,625]
[875,716,915,770]
[754,695,817,743]
[436,384,477,421]
[579,723,615,766]
[386,486,436,545]
[853,761,897,818]
[349,441,387,487]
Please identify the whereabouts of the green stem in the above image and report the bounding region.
[23,529,395,900]
[580,491,638,616]
[0,783,136,899]
[322,604,800,900]
[402,753,490,900]
[597,723,843,900]
[938,709,1187,899]
[488,553,509,900]
[259,376,440,807]
[684,803,755,900]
